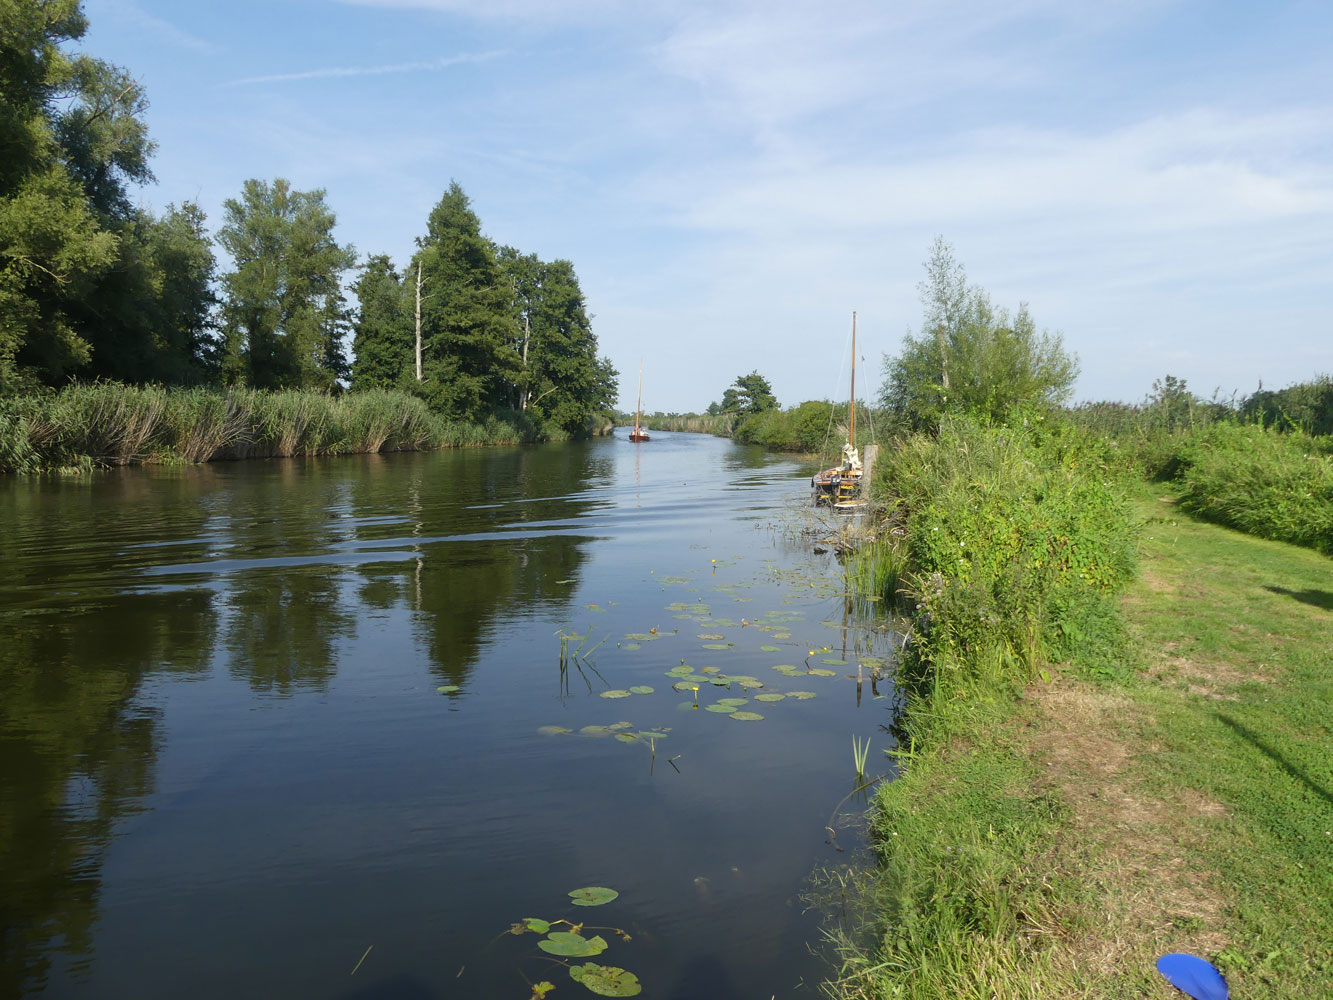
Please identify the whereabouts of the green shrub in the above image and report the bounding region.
[1174,423,1333,554]
[872,417,1137,698]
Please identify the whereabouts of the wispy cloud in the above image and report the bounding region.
[223,50,504,87]
[96,0,219,52]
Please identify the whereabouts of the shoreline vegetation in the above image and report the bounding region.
[0,382,613,475]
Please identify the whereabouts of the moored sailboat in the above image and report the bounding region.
[812,313,871,509]
[629,361,650,441]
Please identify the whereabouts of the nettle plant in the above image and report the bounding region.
[507,887,641,997]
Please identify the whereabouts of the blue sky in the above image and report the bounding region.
[82,0,1331,412]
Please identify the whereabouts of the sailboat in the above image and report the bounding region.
[812,312,869,508]
[628,361,650,442]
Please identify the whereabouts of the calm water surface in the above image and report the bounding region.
[0,430,897,999]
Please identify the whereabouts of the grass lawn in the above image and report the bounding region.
[837,487,1332,999]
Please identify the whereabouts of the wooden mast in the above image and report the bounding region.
[634,361,643,434]
[849,311,856,449]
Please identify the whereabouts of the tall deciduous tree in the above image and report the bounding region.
[217,179,356,390]
[411,182,520,420]
[880,240,1078,429]
[76,202,217,385]
[498,248,617,434]
[350,254,410,390]
[0,0,142,390]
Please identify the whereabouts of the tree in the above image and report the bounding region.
[720,371,778,414]
[217,179,356,390]
[0,1,142,390]
[880,239,1078,429]
[498,249,617,434]
[350,254,410,390]
[410,182,520,420]
[75,201,217,385]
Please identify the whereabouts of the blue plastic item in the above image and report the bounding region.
[1156,953,1229,1000]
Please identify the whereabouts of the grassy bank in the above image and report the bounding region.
[0,382,593,473]
[835,445,1333,996]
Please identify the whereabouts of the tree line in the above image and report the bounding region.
[0,2,616,435]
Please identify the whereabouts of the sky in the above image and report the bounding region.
[81,0,1332,412]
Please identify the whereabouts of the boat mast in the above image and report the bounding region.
[634,361,643,433]
[849,311,856,450]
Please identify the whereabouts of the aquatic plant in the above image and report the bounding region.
[851,735,871,778]
[505,887,640,996]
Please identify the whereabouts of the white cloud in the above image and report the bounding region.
[92,0,219,51]
[223,50,504,87]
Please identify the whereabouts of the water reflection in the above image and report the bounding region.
[0,589,215,995]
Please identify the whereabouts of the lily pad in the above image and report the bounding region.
[522,917,551,933]
[569,886,620,907]
[624,633,659,642]
[672,681,700,692]
[697,633,726,640]
[773,631,792,639]
[601,690,632,699]
[568,963,642,997]
[808,668,837,677]
[821,658,848,665]
[705,703,737,713]
[754,692,786,702]
[665,665,694,677]
[717,697,748,707]
[737,679,764,689]
[539,932,608,957]
[538,726,573,736]
[787,690,817,699]
[730,711,764,722]
[607,721,634,730]
[580,725,610,737]
[614,733,641,743]
[629,685,654,695]
[623,642,641,651]
[701,643,733,650]
[436,685,460,694]
[759,644,780,652]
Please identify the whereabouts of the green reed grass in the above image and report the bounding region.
[0,381,562,473]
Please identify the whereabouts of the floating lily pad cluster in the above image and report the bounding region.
[507,887,640,996]
[538,722,670,748]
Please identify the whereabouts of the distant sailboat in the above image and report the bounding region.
[629,361,650,442]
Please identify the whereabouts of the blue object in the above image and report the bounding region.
[1156,953,1228,1000]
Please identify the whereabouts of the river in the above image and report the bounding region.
[0,430,897,999]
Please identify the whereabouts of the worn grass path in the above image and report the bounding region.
[1106,491,1333,996]
[842,489,1332,1000]
[1028,489,1333,997]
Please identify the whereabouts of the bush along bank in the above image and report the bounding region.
[0,382,599,474]
[832,416,1140,1000]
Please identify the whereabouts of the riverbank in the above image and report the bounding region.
[835,482,1333,998]
[0,383,610,473]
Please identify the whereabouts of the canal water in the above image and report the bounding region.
[0,430,898,999]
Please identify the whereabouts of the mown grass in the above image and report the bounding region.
[1124,491,1333,996]
[832,472,1333,999]
[0,382,568,473]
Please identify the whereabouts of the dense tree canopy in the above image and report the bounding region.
[350,254,411,390]
[0,1,217,391]
[498,249,616,434]
[714,371,778,415]
[217,179,356,390]
[409,183,520,420]
[880,238,1078,429]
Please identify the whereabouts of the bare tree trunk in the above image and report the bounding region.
[519,312,530,411]
[414,262,423,382]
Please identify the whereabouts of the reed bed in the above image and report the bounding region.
[0,382,555,473]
